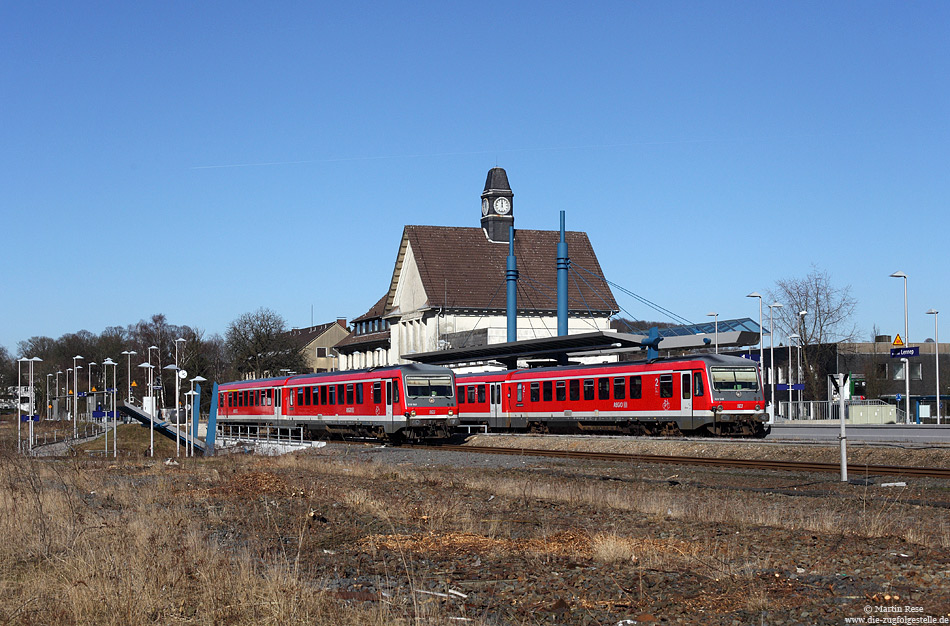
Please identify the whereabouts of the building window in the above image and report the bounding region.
[316,347,327,358]
[893,362,905,381]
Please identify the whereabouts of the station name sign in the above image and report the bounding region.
[890,347,919,358]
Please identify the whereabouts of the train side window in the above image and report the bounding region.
[386,382,392,405]
[694,374,705,397]
[346,384,354,404]
[305,386,312,406]
[373,382,382,403]
[614,377,626,400]
[659,374,673,398]
[477,385,486,404]
[569,379,579,401]
[467,386,476,403]
[630,376,642,399]
[238,392,243,408]
[555,381,566,402]
[542,381,553,402]
[530,382,540,403]
[337,384,345,405]
[328,385,336,405]
[321,386,328,405]
[598,378,610,400]
[392,381,400,403]
[492,384,500,404]
[583,379,595,401]
[219,394,224,408]
[517,383,524,404]
[356,383,364,404]
[288,389,294,407]
[296,387,304,406]
[457,386,465,404]
[682,373,691,399]
[268,389,273,406]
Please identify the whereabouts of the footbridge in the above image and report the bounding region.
[118,401,214,456]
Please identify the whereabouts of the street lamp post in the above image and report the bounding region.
[121,350,137,404]
[788,333,799,419]
[72,355,83,439]
[927,309,940,425]
[46,373,52,421]
[164,364,182,457]
[891,271,911,422]
[56,370,63,420]
[28,357,42,450]
[747,292,763,377]
[189,376,207,457]
[87,362,97,421]
[138,362,155,456]
[768,303,783,420]
[17,358,26,451]
[102,358,118,457]
[707,312,719,354]
[798,311,807,403]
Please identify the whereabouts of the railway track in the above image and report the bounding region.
[413,443,950,479]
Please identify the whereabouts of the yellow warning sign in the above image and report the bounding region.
[131,381,138,387]
[91,386,97,392]
[893,334,904,347]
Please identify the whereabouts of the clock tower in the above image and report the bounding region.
[480,167,514,243]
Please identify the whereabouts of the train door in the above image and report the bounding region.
[385,380,394,424]
[681,373,693,427]
[274,388,282,420]
[489,382,503,428]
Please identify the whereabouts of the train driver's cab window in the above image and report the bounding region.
[569,379,580,401]
[710,367,759,392]
[659,374,673,398]
[614,377,625,400]
[694,373,705,397]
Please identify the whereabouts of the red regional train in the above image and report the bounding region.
[217,364,459,442]
[455,354,769,437]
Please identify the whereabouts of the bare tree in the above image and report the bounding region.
[767,265,859,400]
[225,308,306,379]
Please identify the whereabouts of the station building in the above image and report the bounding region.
[336,168,620,370]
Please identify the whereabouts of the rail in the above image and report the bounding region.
[414,443,950,479]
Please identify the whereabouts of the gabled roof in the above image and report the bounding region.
[284,321,344,349]
[384,226,618,315]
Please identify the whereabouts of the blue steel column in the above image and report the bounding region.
[506,227,519,342]
[557,211,569,336]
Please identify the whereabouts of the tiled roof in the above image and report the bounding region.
[351,294,387,324]
[388,226,618,314]
[284,321,343,349]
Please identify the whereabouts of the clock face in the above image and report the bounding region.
[481,198,489,216]
[493,196,511,215]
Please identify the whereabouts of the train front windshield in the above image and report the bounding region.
[710,367,759,392]
[405,375,455,399]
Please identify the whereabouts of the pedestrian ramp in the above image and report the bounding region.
[118,401,212,456]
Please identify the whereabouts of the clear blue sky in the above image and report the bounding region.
[3,2,948,354]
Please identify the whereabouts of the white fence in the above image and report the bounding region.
[778,399,900,424]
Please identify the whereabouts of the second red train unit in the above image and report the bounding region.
[455,354,769,437]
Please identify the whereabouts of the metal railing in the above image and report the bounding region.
[778,399,901,423]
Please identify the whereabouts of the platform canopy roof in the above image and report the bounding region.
[405,318,761,368]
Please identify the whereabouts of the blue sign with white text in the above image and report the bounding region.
[890,347,919,358]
